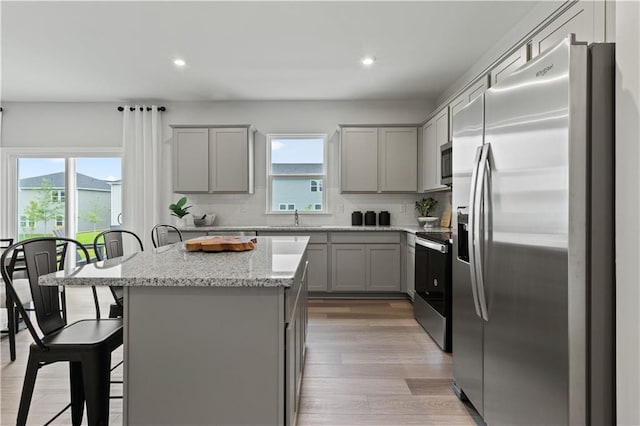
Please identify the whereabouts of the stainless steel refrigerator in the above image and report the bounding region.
[451,35,614,426]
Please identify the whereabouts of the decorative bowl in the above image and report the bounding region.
[418,216,439,228]
[194,214,216,227]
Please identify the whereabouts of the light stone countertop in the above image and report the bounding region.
[39,236,309,288]
[177,225,451,234]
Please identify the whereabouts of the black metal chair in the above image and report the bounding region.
[93,229,144,318]
[0,237,122,426]
[2,239,73,361]
[151,224,183,248]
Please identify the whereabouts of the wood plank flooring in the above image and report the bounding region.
[1,293,481,425]
[299,299,481,426]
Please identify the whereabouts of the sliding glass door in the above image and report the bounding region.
[16,157,122,242]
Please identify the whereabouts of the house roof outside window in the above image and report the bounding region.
[19,172,111,191]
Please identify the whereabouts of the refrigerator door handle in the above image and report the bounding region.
[474,143,491,321]
[467,145,483,319]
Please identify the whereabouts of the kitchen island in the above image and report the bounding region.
[40,236,309,426]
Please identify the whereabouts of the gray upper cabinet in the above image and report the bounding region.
[340,127,378,192]
[173,128,210,192]
[379,127,418,192]
[419,120,437,192]
[420,108,448,193]
[449,76,490,134]
[490,45,528,86]
[340,126,418,193]
[172,125,254,194]
[530,1,603,58]
[209,128,251,193]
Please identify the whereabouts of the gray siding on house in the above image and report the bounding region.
[18,172,114,235]
[271,163,323,211]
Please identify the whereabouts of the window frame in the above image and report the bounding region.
[266,133,328,214]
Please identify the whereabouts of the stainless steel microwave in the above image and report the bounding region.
[440,142,452,185]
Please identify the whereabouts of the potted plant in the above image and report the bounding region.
[415,197,438,228]
[169,196,191,227]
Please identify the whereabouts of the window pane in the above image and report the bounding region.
[272,177,322,212]
[271,138,324,174]
[17,158,66,240]
[75,158,122,245]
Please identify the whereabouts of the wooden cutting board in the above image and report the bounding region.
[440,205,452,228]
[185,236,258,252]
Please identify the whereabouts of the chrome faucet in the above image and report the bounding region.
[294,209,299,226]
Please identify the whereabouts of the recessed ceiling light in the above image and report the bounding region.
[173,58,186,67]
[361,56,375,66]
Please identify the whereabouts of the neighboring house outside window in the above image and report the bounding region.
[267,134,327,213]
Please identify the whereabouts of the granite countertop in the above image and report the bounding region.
[39,236,309,288]
[178,225,451,234]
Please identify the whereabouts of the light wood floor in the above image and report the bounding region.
[1,291,481,425]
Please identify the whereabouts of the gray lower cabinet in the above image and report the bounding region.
[332,244,367,291]
[285,260,308,426]
[331,233,401,292]
[367,244,401,291]
[406,235,416,299]
[306,244,329,291]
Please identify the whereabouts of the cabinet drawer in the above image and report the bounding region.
[330,232,401,244]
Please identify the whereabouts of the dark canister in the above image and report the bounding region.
[364,211,376,226]
[351,211,363,226]
[378,211,390,226]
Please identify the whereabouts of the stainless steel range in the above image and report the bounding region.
[413,231,452,352]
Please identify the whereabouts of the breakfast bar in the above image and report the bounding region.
[39,236,310,426]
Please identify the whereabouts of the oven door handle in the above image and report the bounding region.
[415,238,448,253]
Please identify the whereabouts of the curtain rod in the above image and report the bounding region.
[117,106,166,112]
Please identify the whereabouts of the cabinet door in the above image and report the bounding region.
[450,76,490,133]
[530,1,602,58]
[306,244,328,292]
[406,245,415,299]
[209,128,249,192]
[420,120,437,192]
[491,45,528,86]
[432,108,449,192]
[331,244,367,291]
[379,127,418,192]
[173,128,209,192]
[367,244,401,291]
[340,128,378,192]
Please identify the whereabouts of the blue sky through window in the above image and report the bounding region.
[18,158,121,181]
[271,138,324,164]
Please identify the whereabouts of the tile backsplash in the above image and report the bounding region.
[180,189,451,227]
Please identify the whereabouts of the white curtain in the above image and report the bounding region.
[121,105,162,249]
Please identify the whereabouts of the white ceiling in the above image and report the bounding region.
[1,1,538,102]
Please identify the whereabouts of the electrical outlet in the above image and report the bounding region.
[337,204,344,213]
[400,204,407,213]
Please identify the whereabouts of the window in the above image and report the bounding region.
[16,157,122,241]
[310,180,323,192]
[267,134,327,213]
[278,203,296,211]
[51,190,65,203]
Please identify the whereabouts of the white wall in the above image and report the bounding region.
[0,102,121,148]
[1,99,445,231]
[615,1,640,424]
[436,1,566,106]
